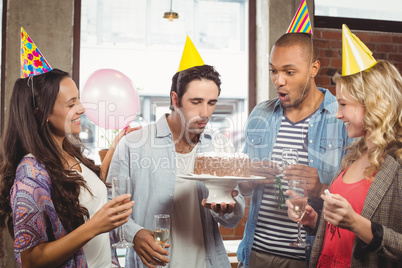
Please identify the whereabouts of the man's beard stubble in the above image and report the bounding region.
[281,80,311,109]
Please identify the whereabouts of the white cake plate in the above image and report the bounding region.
[177,174,265,204]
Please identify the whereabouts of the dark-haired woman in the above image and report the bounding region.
[0,69,136,267]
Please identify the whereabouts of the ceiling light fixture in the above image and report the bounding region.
[163,0,179,22]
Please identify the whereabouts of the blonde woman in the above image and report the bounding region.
[287,60,402,267]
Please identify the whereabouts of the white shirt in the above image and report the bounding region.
[77,163,112,267]
[170,145,207,268]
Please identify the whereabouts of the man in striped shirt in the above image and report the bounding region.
[237,33,352,267]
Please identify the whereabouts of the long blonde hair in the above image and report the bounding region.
[333,60,402,177]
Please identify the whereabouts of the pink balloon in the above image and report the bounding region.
[81,69,139,130]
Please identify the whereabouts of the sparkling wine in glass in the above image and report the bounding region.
[112,176,133,248]
[153,214,170,248]
[288,179,309,247]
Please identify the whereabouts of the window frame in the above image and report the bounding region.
[314,15,402,34]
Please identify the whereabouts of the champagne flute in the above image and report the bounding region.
[288,179,309,247]
[153,214,170,248]
[112,176,133,248]
[282,148,298,168]
[275,148,298,209]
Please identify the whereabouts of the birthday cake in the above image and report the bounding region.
[193,152,251,177]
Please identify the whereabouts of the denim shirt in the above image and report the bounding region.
[107,115,245,268]
[237,88,352,267]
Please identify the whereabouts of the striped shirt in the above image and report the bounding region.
[252,114,310,260]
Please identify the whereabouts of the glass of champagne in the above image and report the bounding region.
[288,179,309,247]
[153,214,170,248]
[112,176,133,248]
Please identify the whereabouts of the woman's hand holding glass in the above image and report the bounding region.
[286,196,317,228]
[111,177,134,248]
[88,194,134,237]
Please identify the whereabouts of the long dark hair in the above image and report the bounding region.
[0,69,101,235]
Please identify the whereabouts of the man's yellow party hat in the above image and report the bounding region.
[342,24,377,76]
[177,36,204,72]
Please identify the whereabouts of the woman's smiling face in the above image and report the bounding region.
[335,82,366,138]
[47,77,85,139]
